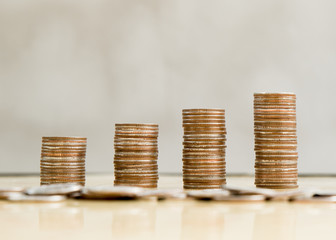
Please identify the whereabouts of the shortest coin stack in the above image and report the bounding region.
[114,124,159,188]
[40,137,87,186]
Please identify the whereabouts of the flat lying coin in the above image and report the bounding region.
[212,194,266,202]
[0,187,24,193]
[81,186,145,199]
[141,189,187,200]
[25,183,83,195]
[312,190,336,197]
[222,185,276,196]
[7,192,66,202]
[0,187,25,199]
[222,185,306,200]
[290,196,336,203]
[187,189,230,200]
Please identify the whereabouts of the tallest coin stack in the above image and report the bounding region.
[254,93,298,189]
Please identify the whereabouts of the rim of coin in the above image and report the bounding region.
[114,145,158,149]
[183,180,226,185]
[40,177,86,180]
[183,176,226,180]
[41,181,85,185]
[114,164,158,168]
[255,162,297,166]
[114,156,158,160]
[183,145,226,149]
[40,161,86,165]
[115,129,158,132]
[114,161,158,165]
[254,109,296,114]
[254,92,296,96]
[40,162,85,166]
[114,137,157,142]
[40,168,85,171]
[114,134,158,139]
[183,164,225,168]
[183,173,226,178]
[182,156,226,160]
[254,111,296,115]
[256,185,298,189]
[184,185,224,190]
[41,154,87,157]
[42,143,87,146]
[114,175,159,179]
[255,152,298,156]
[254,165,297,169]
[183,108,225,112]
[254,99,296,103]
[114,175,159,180]
[114,170,158,174]
[183,126,226,130]
[41,157,86,160]
[255,172,298,176]
[115,123,158,128]
[113,179,158,183]
[183,135,226,139]
[41,143,87,147]
[183,181,226,186]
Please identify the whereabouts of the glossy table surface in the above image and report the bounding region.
[0,174,336,240]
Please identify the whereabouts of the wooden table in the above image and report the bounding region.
[0,174,335,240]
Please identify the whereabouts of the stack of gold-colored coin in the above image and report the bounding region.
[40,137,87,186]
[182,109,226,189]
[114,124,159,188]
[254,93,298,189]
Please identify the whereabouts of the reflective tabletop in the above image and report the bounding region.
[0,175,335,240]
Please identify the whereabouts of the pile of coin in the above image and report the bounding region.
[114,124,159,188]
[254,93,298,189]
[182,109,226,189]
[40,137,87,186]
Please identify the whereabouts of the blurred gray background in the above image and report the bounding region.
[0,0,335,174]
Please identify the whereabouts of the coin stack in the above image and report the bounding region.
[182,109,227,189]
[254,93,298,189]
[40,137,87,186]
[114,124,159,188]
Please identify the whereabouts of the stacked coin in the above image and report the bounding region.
[114,124,159,188]
[254,93,298,189]
[40,137,87,186]
[182,109,226,189]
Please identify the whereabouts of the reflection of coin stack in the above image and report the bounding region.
[182,109,226,189]
[254,93,298,189]
[40,137,87,186]
[114,124,159,188]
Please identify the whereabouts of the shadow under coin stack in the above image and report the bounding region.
[40,137,87,186]
[114,124,159,188]
[254,93,298,189]
[182,109,227,189]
